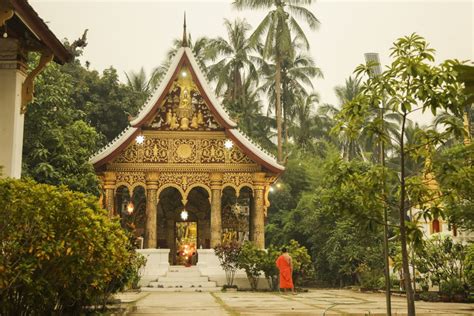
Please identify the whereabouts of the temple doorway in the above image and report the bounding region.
[157,186,210,264]
[175,221,197,266]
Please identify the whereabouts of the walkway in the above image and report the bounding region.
[118,289,474,315]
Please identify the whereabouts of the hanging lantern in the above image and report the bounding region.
[126,201,134,214]
[180,209,188,221]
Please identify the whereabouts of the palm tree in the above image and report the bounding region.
[258,44,322,150]
[233,0,320,163]
[125,67,151,94]
[148,35,215,91]
[288,93,320,151]
[207,18,258,105]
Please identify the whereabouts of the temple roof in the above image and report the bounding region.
[8,0,72,64]
[90,46,284,174]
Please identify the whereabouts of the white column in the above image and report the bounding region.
[0,39,27,178]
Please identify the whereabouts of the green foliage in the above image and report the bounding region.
[465,243,474,290]
[260,245,280,290]
[434,143,474,231]
[237,242,265,290]
[0,179,145,314]
[23,56,101,195]
[214,241,242,286]
[285,240,314,285]
[61,61,146,142]
[412,235,468,293]
[439,278,466,301]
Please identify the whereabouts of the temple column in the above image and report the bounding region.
[103,171,116,216]
[145,172,159,249]
[210,172,223,248]
[0,39,27,178]
[252,172,266,249]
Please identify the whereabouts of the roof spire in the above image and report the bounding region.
[182,12,188,47]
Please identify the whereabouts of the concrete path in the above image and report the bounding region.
[119,289,474,315]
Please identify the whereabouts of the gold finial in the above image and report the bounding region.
[182,12,188,47]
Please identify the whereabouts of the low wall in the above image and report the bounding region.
[137,248,170,286]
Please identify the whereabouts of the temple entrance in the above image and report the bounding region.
[158,186,210,264]
[175,221,197,266]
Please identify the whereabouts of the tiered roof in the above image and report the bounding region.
[90,46,284,174]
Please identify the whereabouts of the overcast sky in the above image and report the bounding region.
[32,0,473,125]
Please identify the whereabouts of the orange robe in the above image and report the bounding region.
[276,255,294,289]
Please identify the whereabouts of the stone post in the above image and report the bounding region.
[252,172,266,249]
[0,39,27,178]
[209,172,223,248]
[145,172,159,249]
[103,171,116,216]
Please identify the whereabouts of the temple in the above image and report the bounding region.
[90,28,284,273]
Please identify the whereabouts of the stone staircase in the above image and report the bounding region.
[143,265,221,292]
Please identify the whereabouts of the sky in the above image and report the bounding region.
[31,0,473,126]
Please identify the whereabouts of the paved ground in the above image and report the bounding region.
[117,289,474,315]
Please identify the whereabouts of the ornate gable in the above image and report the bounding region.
[90,46,284,174]
[144,65,222,132]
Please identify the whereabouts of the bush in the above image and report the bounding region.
[465,243,474,290]
[439,278,467,301]
[237,242,265,290]
[286,240,314,285]
[0,179,144,315]
[260,245,280,290]
[214,240,241,287]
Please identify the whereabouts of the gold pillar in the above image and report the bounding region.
[103,171,116,216]
[252,172,266,249]
[210,172,223,248]
[145,172,159,249]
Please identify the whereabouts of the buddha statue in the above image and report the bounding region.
[191,114,199,129]
[165,109,173,125]
[180,117,190,130]
[197,110,204,125]
[170,113,179,130]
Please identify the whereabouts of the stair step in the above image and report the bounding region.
[159,276,209,282]
[166,271,202,277]
[150,281,217,288]
[142,287,221,292]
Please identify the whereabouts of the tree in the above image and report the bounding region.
[125,67,152,94]
[207,18,258,104]
[339,34,466,315]
[259,46,323,150]
[233,0,320,163]
[23,57,101,195]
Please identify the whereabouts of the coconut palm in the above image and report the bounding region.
[207,18,258,105]
[125,67,151,94]
[258,45,322,150]
[233,0,320,163]
[148,35,215,91]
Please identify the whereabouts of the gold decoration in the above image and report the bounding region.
[177,143,192,159]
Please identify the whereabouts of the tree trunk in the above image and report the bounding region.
[399,112,416,316]
[275,57,283,163]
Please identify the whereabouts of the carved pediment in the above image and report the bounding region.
[145,65,222,131]
[112,132,255,165]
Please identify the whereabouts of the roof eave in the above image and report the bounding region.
[10,0,72,64]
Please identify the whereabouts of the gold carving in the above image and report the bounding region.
[112,132,255,166]
[177,143,192,159]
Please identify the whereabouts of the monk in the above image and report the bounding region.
[275,247,295,294]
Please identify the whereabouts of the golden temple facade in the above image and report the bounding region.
[90,41,283,262]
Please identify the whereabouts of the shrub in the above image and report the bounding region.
[286,240,314,285]
[260,245,280,290]
[465,243,474,290]
[214,240,241,287]
[439,278,467,301]
[237,242,265,290]
[0,179,144,315]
